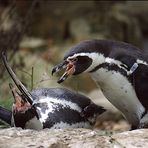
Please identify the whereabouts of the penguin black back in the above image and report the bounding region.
[31,88,105,129]
[64,40,142,60]
[31,88,91,109]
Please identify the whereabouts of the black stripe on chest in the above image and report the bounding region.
[42,106,88,128]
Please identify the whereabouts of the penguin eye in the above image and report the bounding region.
[68,57,78,62]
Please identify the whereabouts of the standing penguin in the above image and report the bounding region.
[0,52,105,130]
[52,39,148,130]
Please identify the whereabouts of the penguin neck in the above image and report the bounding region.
[13,107,42,130]
[82,52,106,72]
[25,116,43,130]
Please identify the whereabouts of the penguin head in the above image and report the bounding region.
[52,40,102,83]
[9,83,40,129]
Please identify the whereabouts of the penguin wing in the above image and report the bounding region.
[0,106,12,125]
[134,64,148,110]
[80,103,106,118]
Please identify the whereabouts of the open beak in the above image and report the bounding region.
[1,52,33,105]
[9,83,26,103]
[9,83,31,113]
[52,60,76,83]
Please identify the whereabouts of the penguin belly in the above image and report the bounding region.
[91,68,145,127]
[25,117,43,130]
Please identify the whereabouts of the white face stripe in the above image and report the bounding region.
[36,96,82,123]
[67,52,128,73]
[67,52,106,72]
[67,52,148,74]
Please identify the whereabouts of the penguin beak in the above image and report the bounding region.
[9,83,31,113]
[52,60,76,83]
[1,52,33,105]
[52,60,68,75]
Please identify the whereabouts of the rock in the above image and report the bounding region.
[112,129,148,148]
[95,120,130,132]
[0,128,147,148]
[0,128,110,148]
[112,120,130,131]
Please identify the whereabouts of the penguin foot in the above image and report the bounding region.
[138,112,148,129]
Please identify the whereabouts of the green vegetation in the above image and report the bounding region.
[0,96,13,110]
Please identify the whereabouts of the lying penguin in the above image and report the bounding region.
[0,52,105,130]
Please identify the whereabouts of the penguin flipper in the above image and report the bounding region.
[0,106,12,125]
[134,64,148,110]
[80,103,106,118]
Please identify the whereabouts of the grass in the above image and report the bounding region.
[0,97,13,110]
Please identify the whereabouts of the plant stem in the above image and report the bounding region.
[31,67,34,90]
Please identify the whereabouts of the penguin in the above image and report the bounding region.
[0,52,105,130]
[52,39,148,130]
[0,106,12,125]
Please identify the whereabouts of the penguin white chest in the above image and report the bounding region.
[91,68,145,126]
[25,117,43,130]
